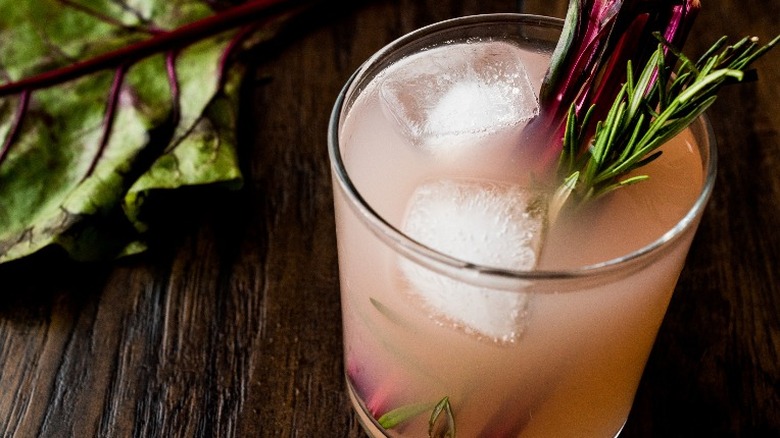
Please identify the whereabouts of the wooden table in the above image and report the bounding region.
[1,1,777,436]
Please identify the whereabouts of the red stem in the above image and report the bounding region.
[217,23,261,87]
[84,66,127,179]
[165,51,182,129]
[0,0,301,97]
[0,91,30,165]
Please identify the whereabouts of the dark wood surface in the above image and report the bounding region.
[1,1,777,436]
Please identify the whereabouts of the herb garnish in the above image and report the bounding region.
[528,0,703,173]
[532,0,778,221]
[550,33,779,220]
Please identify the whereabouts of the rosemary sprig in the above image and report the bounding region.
[553,33,778,217]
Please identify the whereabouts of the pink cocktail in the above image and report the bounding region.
[328,14,715,437]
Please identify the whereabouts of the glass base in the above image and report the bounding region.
[347,376,629,438]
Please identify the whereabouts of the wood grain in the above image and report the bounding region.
[0,0,777,437]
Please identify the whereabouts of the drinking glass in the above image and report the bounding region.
[328,14,716,437]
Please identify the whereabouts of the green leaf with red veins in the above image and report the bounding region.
[0,0,304,263]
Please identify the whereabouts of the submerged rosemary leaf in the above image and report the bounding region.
[429,396,456,438]
[377,401,436,429]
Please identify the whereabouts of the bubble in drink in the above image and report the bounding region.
[399,179,547,342]
[379,41,539,151]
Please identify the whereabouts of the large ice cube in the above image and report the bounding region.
[380,41,539,150]
[400,179,547,342]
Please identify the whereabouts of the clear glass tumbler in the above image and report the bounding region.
[328,14,716,438]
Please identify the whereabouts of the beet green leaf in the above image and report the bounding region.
[0,0,300,263]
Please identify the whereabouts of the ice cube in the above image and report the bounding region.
[400,179,547,342]
[379,41,539,151]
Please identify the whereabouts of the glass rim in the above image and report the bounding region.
[327,13,718,282]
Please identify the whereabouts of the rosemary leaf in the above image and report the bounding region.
[377,401,435,429]
[428,396,456,438]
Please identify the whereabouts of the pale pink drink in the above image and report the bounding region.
[328,14,715,437]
